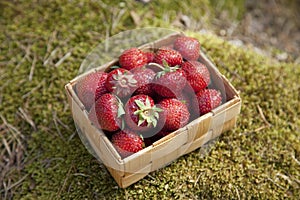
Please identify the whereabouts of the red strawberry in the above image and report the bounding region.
[176,91,192,112]
[144,51,155,63]
[174,36,200,61]
[131,67,156,96]
[125,95,163,132]
[152,66,187,98]
[76,71,108,111]
[179,87,200,120]
[156,130,171,138]
[153,47,183,67]
[158,98,190,131]
[194,89,222,115]
[94,93,124,132]
[181,61,210,93]
[111,129,144,158]
[105,68,137,98]
[119,48,148,70]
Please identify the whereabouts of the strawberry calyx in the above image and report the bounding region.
[133,98,163,128]
[156,65,180,79]
[110,70,137,96]
[110,65,120,69]
[115,95,126,130]
[115,96,125,118]
[148,60,180,79]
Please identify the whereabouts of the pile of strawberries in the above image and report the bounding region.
[76,35,222,158]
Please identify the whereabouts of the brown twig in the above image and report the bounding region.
[2,137,12,157]
[22,78,45,99]
[17,107,36,130]
[43,47,58,66]
[43,30,58,62]
[291,153,300,166]
[52,111,66,141]
[0,114,24,148]
[28,53,37,81]
[14,43,32,72]
[55,51,72,67]
[1,174,29,194]
[240,125,270,136]
[257,104,272,127]
[54,114,71,132]
[56,163,74,198]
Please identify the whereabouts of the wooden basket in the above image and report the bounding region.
[65,33,241,188]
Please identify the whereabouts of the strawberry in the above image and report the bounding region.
[158,98,190,131]
[153,47,183,67]
[111,129,144,158]
[156,130,171,138]
[176,91,192,112]
[76,71,108,111]
[105,68,137,98]
[179,87,200,120]
[125,95,163,132]
[131,67,156,96]
[119,48,148,70]
[144,51,155,63]
[194,89,222,115]
[152,65,187,98]
[174,36,200,61]
[94,93,125,132]
[181,61,210,93]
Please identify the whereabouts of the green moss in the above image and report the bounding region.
[209,0,245,20]
[0,0,299,199]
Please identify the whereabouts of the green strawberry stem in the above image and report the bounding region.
[147,60,180,79]
[116,96,125,118]
[110,65,120,69]
[133,98,163,128]
[147,62,164,70]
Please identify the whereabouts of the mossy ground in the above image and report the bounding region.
[0,0,299,199]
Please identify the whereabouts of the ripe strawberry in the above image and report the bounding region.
[76,71,108,111]
[176,91,192,112]
[194,89,222,115]
[158,98,190,131]
[94,93,124,132]
[156,130,171,138]
[105,68,137,98]
[179,86,200,120]
[125,95,163,132]
[111,129,144,158]
[119,48,148,70]
[174,36,200,61]
[131,67,156,96]
[181,61,210,93]
[153,47,183,67]
[152,66,187,98]
[144,51,155,63]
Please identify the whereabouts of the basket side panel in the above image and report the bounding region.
[66,85,125,174]
[120,164,152,188]
[210,98,241,138]
[123,147,152,174]
[180,130,213,156]
[186,113,212,143]
[151,130,188,171]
